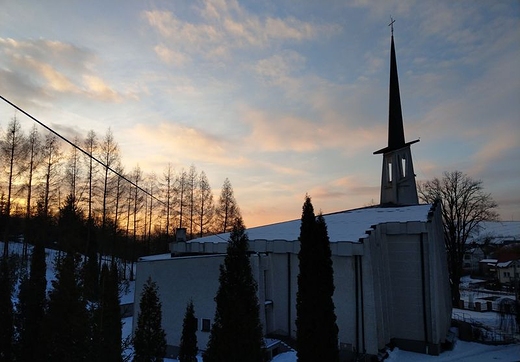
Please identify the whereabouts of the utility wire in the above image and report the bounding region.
[1,95,233,243]
[0,94,165,206]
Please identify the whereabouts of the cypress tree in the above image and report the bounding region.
[178,300,198,362]
[16,240,47,361]
[97,263,123,362]
[133,277,167,362]
[296,196,339,362]
[0,257,13,362]
[44,252,91,361]
[203,217,264,362]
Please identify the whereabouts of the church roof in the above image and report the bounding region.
[194,204,433,244]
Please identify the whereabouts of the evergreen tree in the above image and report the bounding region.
[0,257,14,362]
[96,263,123,362]
[133,277,167,362]
[178,300,198,362]
[296,196,339,362]
[44,252,91,361]
[203,217,264,362]
[16,240,47,361]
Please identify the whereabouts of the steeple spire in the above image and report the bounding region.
[374,20,417,155]
[373,23,419,205]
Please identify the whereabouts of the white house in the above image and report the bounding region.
[496,260,520,285]
[133,31,452,359]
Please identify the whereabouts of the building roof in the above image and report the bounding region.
[191,204,433,244]
[470,221,520,244]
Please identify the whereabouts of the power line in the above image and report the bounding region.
[0,94,165,206]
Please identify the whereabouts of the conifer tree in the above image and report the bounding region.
[133,277,167,362]
[203,217,264,362]
[0,257,14,362]
[296,196,339,362]
[96,263,123,362]
[178,300,198,362]
[44,252,91,361]
[16,240,47,361]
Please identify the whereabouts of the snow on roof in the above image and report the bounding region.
[191,204,433,244]
[479,259,497,264]
[496,261,513,268]
[470,221,520,244]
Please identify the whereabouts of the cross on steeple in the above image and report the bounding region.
[389,17,395,36]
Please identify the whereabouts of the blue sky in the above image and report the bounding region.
[1,0,519,227]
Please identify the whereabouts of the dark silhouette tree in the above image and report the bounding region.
[16,240,47,361]
[195,171,214,238]
[296,196,339,362]
[160,163,175,238]
[22,125,42,259]
[44,252,90,361]
[203,217,264,362]
[178,300,198,362]
[214,178,241,233]
[0,257,14,362]
[418,170,498,306]
[133,277,166,362]
[1,116,27,256]
[95,263,122,362]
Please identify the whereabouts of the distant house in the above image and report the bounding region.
[478,259,498,277]
[463,247,486,274]
[496,260,520,285]
[133,31,452,359]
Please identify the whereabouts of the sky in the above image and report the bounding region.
[0,0,519,228]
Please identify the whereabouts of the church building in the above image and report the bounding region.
[133,30,452,359]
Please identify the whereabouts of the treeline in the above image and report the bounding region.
[0,242,124,361]
[0,116,241,264]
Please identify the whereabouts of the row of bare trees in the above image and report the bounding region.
[0,116,241,259]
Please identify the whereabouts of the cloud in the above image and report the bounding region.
[0,37,125,104]
[122,121,248,170]
[83,75,122,102]
[143,2,341,63]
[254,50,306,84]
[153,44,191,66]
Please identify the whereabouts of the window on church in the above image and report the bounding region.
[387,161,392,182]
[401,156,407,178]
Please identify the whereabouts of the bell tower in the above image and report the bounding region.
[374,22,419,205]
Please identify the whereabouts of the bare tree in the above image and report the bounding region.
[186,165,198,239]
[40,133,62,217]
[99,128,120,230]
[83,130,98,256]
[176,169,187,229]
[160,163,175,238]
[418,170,498,306]
[65,137,83,202]
[1,116,27,255]
[214,178,240,233]
[21,125,42,258]
[111,164,126,265]
[195,171,214,238]
[130,165,144,280]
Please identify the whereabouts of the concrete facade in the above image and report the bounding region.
[133,203,451,358]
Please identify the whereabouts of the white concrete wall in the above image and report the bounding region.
[133,255,225,352]
[135,206,451,357]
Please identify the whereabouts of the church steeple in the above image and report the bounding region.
[374,23,419,206]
